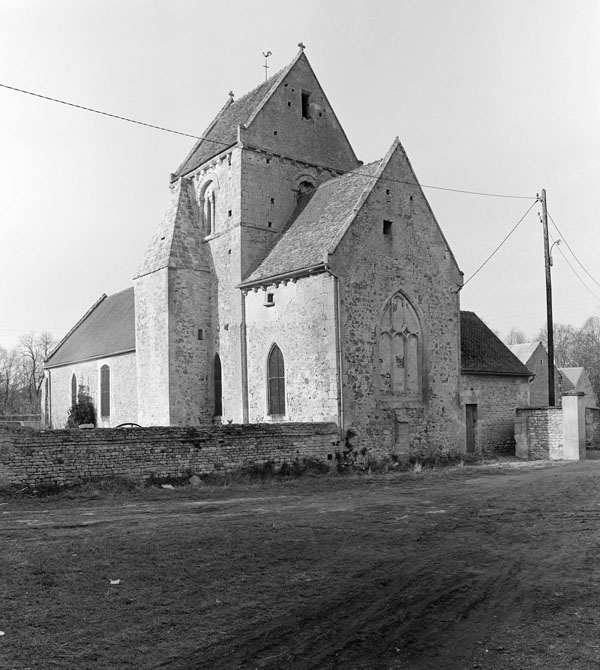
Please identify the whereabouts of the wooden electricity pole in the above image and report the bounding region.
[539,188,556,406]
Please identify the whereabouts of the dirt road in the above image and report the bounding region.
[3,460,600,669]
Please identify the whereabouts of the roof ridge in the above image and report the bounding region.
[324,142,394,257]
[45,293,108,363]
[242,51,304,130]
[171,98,234,181]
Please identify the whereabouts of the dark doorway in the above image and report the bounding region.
[466,404,477,453]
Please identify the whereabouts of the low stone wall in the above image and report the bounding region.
[586,407,600,449]
[516,396,586,461]
[0,423,340,488]
[515,408,563,459]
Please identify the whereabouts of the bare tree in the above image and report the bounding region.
[504,327,528,345]
[18,332,56,414]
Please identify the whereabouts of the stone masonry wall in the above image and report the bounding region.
[0,423,340,489]
[586,407,600,449]
[515,408,563,459]
[461,374,530,455]
[47,353,137,430]
[331,143,464,456]
[245,274,339,423]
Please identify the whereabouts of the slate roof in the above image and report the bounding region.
[558,367,584,392]
[135,179,207,279]
[45,288,135,368]
[242,160,382,285]
[508,341,542,365]
[461,311,532,376]
[172,65,289,180]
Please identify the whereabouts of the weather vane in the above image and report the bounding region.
[263,51,272,81]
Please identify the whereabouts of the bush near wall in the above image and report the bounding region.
[0,423,340,489]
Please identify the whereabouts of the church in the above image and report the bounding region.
[43,46,470,455]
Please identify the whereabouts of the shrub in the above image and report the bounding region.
[66,385,96,428]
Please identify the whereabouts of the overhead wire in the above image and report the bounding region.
[549,232,600,303]
[548,211,600,289]
[0,80,536,201]
[461,200,538,290]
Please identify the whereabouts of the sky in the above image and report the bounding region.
[1,0,599,349]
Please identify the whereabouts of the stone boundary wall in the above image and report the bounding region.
[0,423,340,488]
[587,407,600,449]
[515,408,563,459]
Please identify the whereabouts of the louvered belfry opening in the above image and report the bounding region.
[268,344,285,416]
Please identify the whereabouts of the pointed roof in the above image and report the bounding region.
[172,48,359,180]
[135,178,206,279]
[508,341,544,365]
[461,311,532,376]
[172,54,300,180]
[241,158,383,286]
[558,367,584,392]
[45,288,135,368]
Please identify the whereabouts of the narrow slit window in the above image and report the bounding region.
[71,373,77,407]
[214,354,222,417]
[301,91,311,119]
[383,220,393,235]
[100,365,110,418]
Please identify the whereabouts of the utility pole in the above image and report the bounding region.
[539,188,555,406]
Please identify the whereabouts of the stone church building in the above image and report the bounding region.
[43,47,468,455]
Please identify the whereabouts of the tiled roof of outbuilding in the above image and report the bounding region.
[45,288,135,368]
[242,160,382,285]
[461,311,532,376]
[558,367,584,392]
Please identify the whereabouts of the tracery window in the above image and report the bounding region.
[267,344,285,415]
[100,365,110,418]
[379,293,422,398]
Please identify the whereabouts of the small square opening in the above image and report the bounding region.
[383,220,393,236]
[265,292,275,307]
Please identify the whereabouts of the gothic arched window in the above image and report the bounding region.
[100,365,110,418]
[201,181,216,234]
[379,293,422,398]
[267,344,286,415]
[213,354,222,417]
[71,373,77,407]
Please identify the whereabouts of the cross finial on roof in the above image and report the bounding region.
[228,90,234,100]
[298,42,306,51]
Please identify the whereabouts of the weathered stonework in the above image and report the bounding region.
[461,375,530,455]
[329,143,464,456]
[0,423,339,488]
[46,353,137,429]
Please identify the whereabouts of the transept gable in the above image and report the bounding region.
[330,138,462,278]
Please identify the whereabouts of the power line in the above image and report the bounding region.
[549,232,600,303]
[0,80,536,201]
[548,210,600,289]
[461,200,538,289]
[0,82,206,142]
